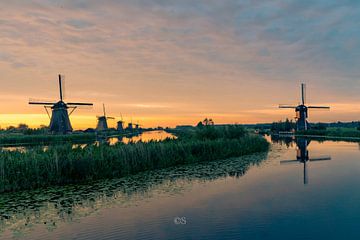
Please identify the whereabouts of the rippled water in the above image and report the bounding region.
[1,138,360,239]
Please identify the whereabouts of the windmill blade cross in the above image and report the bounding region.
[29,101,56,105]
[309,157,331,162]
[102,103,106,117]
[58,74,64,101]
[280,159,298,165]
[301,83,306,105]
[279,104,297,108]
[67,102,93,106]
[308,106,330,109]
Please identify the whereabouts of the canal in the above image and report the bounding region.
[1,137,360,239]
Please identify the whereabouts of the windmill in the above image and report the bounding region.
[127,118,134,131]
[280,138,331,185]
[29,74,93,134]
[96,104,115,131]
[117,113,124,132]
[127,122,133,131]
[134,121,143,130]
[279,83,330,131]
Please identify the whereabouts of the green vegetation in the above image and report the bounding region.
[270,119,296,132]
[0,125,269,193]
[297,127,360,139]
[170,124,247,140]
[270,119,360,139]
[0,133,97,146]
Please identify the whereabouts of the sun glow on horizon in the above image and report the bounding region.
[1,101,360,130]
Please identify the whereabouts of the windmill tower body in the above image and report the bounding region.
[29,75,93,134]
[279,83,329,131]
[50,101,73,133]
[96,116,108,131]
[117,121,124,132]
[295,105,308,131]
[127,123,133,131]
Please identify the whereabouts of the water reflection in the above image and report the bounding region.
[279,138,331,185]
[0,130,175,152]
[108,130,176,145]
[0,152,267,237]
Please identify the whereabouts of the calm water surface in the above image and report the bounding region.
[1,138,360,239]
[1,130,175,152]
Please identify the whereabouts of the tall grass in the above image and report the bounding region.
[0,126,269,192]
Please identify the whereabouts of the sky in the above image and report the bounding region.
[0,0,360,129]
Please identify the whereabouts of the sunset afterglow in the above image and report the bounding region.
[1,1,360,129]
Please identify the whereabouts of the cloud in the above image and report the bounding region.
[64,19,94,29]
[0,0,360,127]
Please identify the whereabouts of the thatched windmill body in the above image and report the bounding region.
[29,75,93,134]
[279,83,330,131]
[96,104,115,131]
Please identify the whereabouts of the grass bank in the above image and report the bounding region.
[0,126,269,192]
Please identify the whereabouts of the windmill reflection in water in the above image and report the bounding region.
[280,138,331,185]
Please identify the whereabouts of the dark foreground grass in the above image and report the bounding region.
[0,126,269,193]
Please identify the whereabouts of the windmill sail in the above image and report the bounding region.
[29,74,93,134]
[301,83,306,105]
[308,106,330,109]
[279,104,297,108]
[278,83,330,131]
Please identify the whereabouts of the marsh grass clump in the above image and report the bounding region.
[0,126,269,192]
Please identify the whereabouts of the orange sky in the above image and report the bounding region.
[1,1,360,129]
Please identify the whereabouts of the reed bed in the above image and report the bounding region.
[0,126,269,192]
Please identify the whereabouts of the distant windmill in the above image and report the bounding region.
[29,74,93,134]
[280,138,331,185]
[127,118,134,131]
[135,121,142,130]
[117,113,124,132]
[96,104,115,131]
[279,83,330,131]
